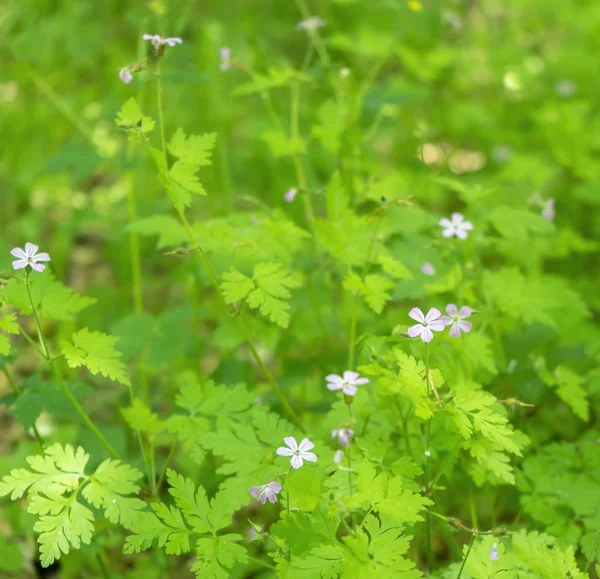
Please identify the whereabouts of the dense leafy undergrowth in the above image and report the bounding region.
[1,0,600,577]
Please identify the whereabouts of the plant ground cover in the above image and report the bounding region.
[1,0,600,577]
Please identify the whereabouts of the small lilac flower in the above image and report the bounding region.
[248,481,282,504]
[333,450,344,464]
[541,197,555,221]
[331,427,353,447]
[143,34,183,52]
[556,80,576,98]
[119,68,133,84]
[439,212,474,239]
[284,188,298,203]
[220,47,231,71]
[326,371,369,397]
[276,437,317,469]
[407,307,445,343]
[440,304,473,338]
[297,16,326,32]
[490,542,499,561]
[421,262,435,276]
[11,243,51,273]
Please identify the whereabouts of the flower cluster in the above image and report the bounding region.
[408,304,473,342]
[248,437,317,506]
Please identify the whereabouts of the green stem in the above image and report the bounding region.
[156,441,178,491]
[293,0,330,67]
[149,439,157,496]
[127,177,144,314]
[156,58,167,165]
[248,555,277,571]
[126,383,153,492]
[424,341,433,572]
[96,552,111,579]
[585,528,600,572]
[348,296,358,371]
[3,367,44,449]
[456,535,475,579]
[25,276,121,460]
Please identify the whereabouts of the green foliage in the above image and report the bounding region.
[115,97,155,133]
[0,313,19,355]
[0,444,143,567]
[221,262,302,328]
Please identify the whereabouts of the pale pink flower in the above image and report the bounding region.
[331,427,353,447]
[220,47,231,71]
[142,34,183,52]
[248,481,282,504]
[440,304,472,337]
[439,212,473,239]
[119,68,133,84]
[297,16,326,32]
[490,542,499,561]
[421,262,435,276]
[407,307,445,343]
[11,243,51,273]
[326,371,369,397]
[276,437,317,469]
[541,197,555,221]
[284,188,298,203]
[333,450,344,464]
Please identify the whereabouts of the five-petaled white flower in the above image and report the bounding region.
[441,304,473,337]
[326,371,369,397]
[407,307,445,343]
[331,427,353,447]
[276,437,317,469]
[490,542,499,561]
[284,188,298,203]
[143,34,183,52]
[248,481,282,504]
[119,68,133,84]
[439,212,473,239]
[220,47,231,71]
[11,243,51,272]
[297,16,326,32]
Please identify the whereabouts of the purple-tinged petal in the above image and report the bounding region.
[12,259,28,270]
[343,370,359,382]
[438,218,452,228]
[421,327,434,342]
[165,37,183,46]
[10,247,26,259]
[298,438,315,452]
[448,323,462,337]
[428,320,446,332]
[119,69,133,84]
[257,493,267,504]
[301,452,317,463]
[283,437,298,451]
[342,384,357,396]
[34,252,51,262]
[30,263,46,272]
[276,447,294,457]
[142,34,156,40]
[352,378,369,385]
[333,450,344,464]
[326,374,343,385]
[408,324,424,338]
[441,227,455,238]
[25,243,39,257]
[440,315,453,327]
[450,213,464,225]
[459,306,472,318]
[461,220,474,231]
[446,304,458,316]
[455,228,468,239]
[421,262,435,276]
[331,429,338,438]
[327,382,343,391]
[269,482,282,493]
[284,188,297,203]
[425,308,441,323]
[249,486,262,497]
[409,307,425,323]
[458,321,472,333]
[290,455,304,469]
[265,490,277,503]
[490,543,499,561]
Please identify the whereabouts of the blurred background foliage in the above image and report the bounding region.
[1,0,600,577]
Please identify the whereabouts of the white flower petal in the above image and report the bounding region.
[421,327,434,342]
[290,455,304,469]
[325,374,343,384]
[12,259,28,270]
[353,378,369,385]
[25,243,39,257]
[10,247,26,259]
[343,370,359,382]
[409,307,425,323]
[425,308,441,323]
[459,306,472,318]
[298,438,315,452]
[276,447,294,456]
[30,263,46,272]
[283,436,298,451]
[446,304,458,316]
[301,452,317,463]
[34,252,51,262]
[342,384,357,396]
[408,324,424,337]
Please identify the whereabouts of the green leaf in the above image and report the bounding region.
[0,313,19,356]
[126,215,187,249]
[121,398,165,436]
[488,206,554,242]
[61,328,130,386]
[4,274,96,321]
[287,469,323,511]
[220,269,254,304]
[115,97,155,133]
[190,534,248,579]
[246,262,302,328]
[376,255,413,280]
[262,129,307,157]
[168,128,217,166]
[343,272,395,314]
